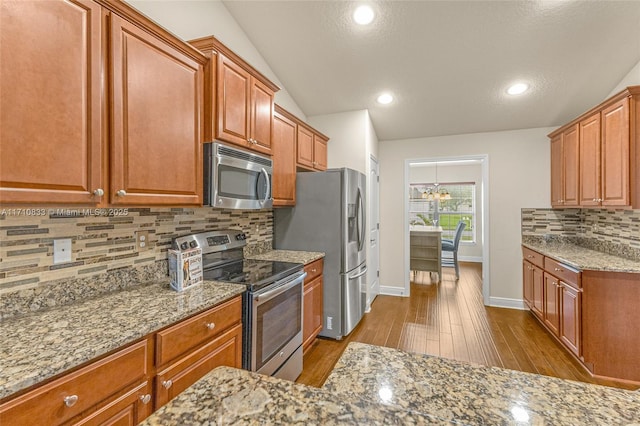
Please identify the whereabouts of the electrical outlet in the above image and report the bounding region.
[136,230,149,251]
[53,239,72,264]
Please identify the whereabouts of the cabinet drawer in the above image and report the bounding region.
[156,296,242,367]
[0,339,150,426]
[410,235,439,247]
[545,257,581,289]
[304,258,324,284]
[155,323,242,408]
[71,380,153,426]
[522,246,544,268]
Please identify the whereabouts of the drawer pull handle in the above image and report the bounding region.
[311,268,317,272]
[206,322,216,330]
[139,394,151,404]
[554,267,563,272]
[63,395,78,407]
[527,255,533,258]
[162,380,173,389]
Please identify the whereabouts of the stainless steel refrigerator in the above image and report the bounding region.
[274,168,367,340]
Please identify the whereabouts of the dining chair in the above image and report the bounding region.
[441,221,466,280]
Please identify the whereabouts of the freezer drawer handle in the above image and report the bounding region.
[349,266,368,280]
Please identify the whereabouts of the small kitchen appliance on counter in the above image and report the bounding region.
[171,230,306,381]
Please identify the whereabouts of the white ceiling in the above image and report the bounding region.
[222,0,640,141]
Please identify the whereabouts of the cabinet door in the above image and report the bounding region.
[216,54,250,147]
[313,135,328,171]
[272,111,297,206]
[543,273,560,336]
[155,323,242,409]
[579,112,601,206]
[522,261,533,309]
[70,381,152,426]
[560,283,582,357]
[531,265,544,319]
[601,97,630,207]
[250,78,274,155]
[562,124,579,206]
[550,134,564,207]
[110,15,203,205]
[296,125,315,169]
[0,0,104,204]
[303,275,324,352]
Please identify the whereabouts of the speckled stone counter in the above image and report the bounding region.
[140,366,453,425]
[246,249,324,265]
[0,280,245,400]
[522,238,640,273]
[323,343,640,425]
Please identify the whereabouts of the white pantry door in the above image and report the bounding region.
[367,156,380,310]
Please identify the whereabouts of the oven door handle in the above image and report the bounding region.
[255,271,307,303]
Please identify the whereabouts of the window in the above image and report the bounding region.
[409,182,476,243]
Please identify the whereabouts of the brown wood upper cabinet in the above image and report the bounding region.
[0,0,205,206]
[550,125,579,207]
[549,86,639,208]
[188,36,279,156]
[272,105,331,207]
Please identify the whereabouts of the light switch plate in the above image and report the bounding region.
[53,239,72,264]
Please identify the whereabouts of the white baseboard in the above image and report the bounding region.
[379,286,408,297]
[488,297,527,310]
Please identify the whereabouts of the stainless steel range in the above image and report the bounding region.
[172,230,306,381]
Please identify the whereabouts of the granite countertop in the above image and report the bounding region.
[0,280,245,400]
[140,366,454,426]
[522,239,640,273]
[246,249,324,265]
[324,342,640,425]
[141,342,640,425]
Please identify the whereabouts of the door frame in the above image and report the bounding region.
[367,154,380,312]
[403,154,490,305]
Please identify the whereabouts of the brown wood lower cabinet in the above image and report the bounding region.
[0,339,153,426]
[522,246,640,384]
[0,295,243,425]
[303,259,324,352]
[155,323,242,408]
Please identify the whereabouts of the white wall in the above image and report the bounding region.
[379,127,553,306]
[125,0,305,118]
[409,163,483,260]
[607,59,640,97]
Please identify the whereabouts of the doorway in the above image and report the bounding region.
[403,155,490,304]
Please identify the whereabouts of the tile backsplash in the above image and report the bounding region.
[0,208,273,293]
[521,208,640,259]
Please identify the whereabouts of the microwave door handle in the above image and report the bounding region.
[258,167,271,206]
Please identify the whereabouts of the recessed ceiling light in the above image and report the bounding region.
[353,5,375,25]
[377,93,393,104]
[507,83,529,95]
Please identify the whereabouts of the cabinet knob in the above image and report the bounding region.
[206,322,216,330]
[116,189,127,197]
[598,198,602,202]
[311,268,317,272]
[139,394,151,404]
[93,188,104,197]
[162,380,173,389]
[63,395,79,407]
[593,198,597,202]
[527,255,533,258]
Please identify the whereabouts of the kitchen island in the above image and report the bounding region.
[142,342,640,425]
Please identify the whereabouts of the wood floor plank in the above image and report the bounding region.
[297,262,639,391]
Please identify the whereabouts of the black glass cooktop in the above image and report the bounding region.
[203,259,303,291]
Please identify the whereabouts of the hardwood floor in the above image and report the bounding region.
[297,262,638,390]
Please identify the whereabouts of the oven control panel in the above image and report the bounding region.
[172,230,246,254]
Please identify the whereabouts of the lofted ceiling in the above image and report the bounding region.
[222,0,640,141]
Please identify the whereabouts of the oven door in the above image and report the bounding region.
[251,271,306,375]
[207,143,273,210]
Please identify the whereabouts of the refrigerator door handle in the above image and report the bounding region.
[356,187,366,252]
[349,266,368,280]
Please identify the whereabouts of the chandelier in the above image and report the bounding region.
[421,162,451,201]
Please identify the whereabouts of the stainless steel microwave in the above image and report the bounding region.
[204,142,273,209]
